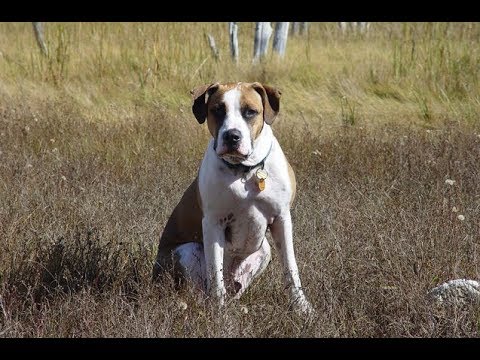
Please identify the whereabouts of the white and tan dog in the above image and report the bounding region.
[153,82,313,315]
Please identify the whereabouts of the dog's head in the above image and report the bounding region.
[191,82,281,164]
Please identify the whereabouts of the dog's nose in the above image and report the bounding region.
[222,129,242,148]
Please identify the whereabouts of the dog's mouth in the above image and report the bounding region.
[220,152,249,164]
[217,146,250,164]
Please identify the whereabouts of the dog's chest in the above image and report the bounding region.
[199,149,291,254]
[204,168,282,215]
[207,174,280,253]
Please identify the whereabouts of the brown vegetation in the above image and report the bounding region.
[0,22,479,337]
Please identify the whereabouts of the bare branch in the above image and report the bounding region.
[206,33,219,61]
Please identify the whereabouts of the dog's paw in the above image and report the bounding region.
[291,297,316,318]
[208,287,227,308]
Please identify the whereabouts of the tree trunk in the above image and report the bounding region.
[358,22,370,34]
[339,22,370,34]
[253,22,272,62]
[229,22,239,63]
[291,22,300,36]
[32,22,48,56]
[299,22,308,35]
[272,22,290,58]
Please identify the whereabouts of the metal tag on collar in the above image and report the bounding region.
[255,168,268,191]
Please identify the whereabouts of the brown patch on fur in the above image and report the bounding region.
[153,176,203,279]
[233,281,242,294]
[204,83,238,139]
[191,83,219,124]
[251,83,281,125]
[287,160,296,207]
[192,82,280,143]
[240,86,264,140]
[225,225,232,243]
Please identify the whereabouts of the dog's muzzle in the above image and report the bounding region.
[222,129,242,151]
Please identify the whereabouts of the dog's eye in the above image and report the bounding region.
[211,105,226,117]
[243,108,258,119]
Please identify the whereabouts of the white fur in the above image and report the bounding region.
[174,242,205,290]
[242,123,274,166]
[216,88,253,158]
[196,108,314,314]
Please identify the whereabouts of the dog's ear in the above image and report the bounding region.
[191,83,220,124]
[251,82,282,125]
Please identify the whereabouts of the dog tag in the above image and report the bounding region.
[255,169,268,191]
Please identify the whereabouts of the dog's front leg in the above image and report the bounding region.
[202,216,227,306]
[270,210,314,316]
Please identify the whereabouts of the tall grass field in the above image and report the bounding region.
[1,22,480,337]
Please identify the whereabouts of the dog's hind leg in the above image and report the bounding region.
[230,238,271,299]
[173,242,207,291]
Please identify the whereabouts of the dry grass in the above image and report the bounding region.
[1,22,480,337]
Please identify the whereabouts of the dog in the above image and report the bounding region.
[153,82,313,315]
